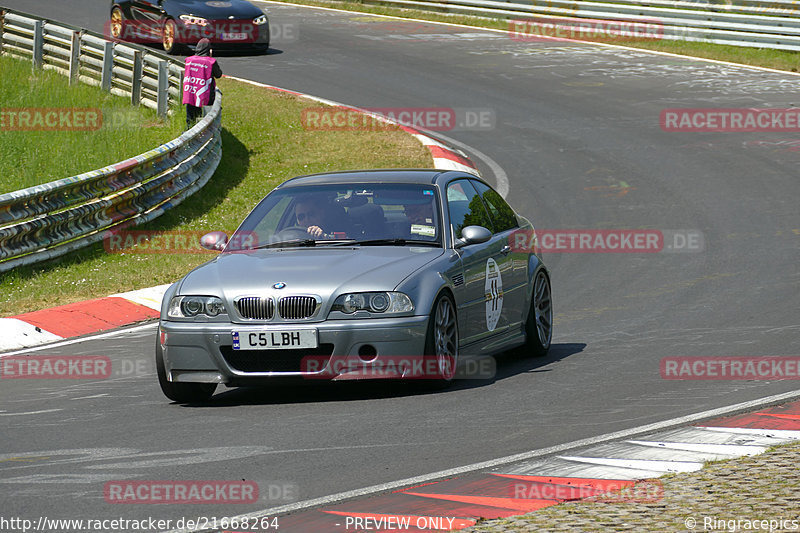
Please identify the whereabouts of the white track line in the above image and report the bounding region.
[0,323,158,357]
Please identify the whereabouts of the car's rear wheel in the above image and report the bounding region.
[110,7,126,40]
[423,292,458,383]
[162,18,179,54]
[525,270,552,357]
[156,338,216,403]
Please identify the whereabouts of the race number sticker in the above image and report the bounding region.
[485,258,503,331]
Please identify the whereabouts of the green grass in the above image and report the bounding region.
[268,0,800,72]
[0,55,185,192]
[0,76,432,316]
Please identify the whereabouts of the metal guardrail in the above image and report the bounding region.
[0,8,183,115]
[360,0,800,50]
[0,8,223,273]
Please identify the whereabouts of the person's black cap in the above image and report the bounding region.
[195,38,212,56]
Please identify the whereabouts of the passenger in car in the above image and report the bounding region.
[403,200,436,238]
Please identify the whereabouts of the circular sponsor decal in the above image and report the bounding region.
[206,1,232,7]
[485,258,503,331]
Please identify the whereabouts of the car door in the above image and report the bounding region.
[469,179,527,332]
[131,0,163,38]
[446,179,513,348]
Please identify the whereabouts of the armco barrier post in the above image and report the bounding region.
[69,30,80,85]
[131,49,143,106]
[32,20,43,68]
[157,59,168,118]
[101,40,113,91]
[0,10,5,55]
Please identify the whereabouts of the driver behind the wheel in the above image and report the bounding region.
[294,196,351,239]
[295,198,325,238]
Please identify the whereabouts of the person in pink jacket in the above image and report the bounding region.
[182,38,223,129]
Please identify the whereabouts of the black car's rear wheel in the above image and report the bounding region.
[525,270,552,357]
[162,18,178,54]
[156,338,216,403]
[424,292,459,382]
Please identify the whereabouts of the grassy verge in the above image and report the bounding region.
[0,76,432,316]
[0,55,184,192]
[267,0,800,72]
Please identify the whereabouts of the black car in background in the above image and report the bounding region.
[109,0,269,54]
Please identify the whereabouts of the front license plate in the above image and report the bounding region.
[232,330,318,350]
[220,32,248,41]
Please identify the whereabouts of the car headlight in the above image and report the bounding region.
[253,14,268,25]
[332,292,413,315]
[168,296,226,318]
[180,14,209,26]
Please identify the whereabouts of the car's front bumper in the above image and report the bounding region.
[179,21,270,50]
[159,315,429,384]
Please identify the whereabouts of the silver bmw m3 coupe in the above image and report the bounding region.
[156,169,552,402]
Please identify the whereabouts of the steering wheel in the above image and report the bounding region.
[275,225,313,240]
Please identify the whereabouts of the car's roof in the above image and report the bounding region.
[277,169,481,188]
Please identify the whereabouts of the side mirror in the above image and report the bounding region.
[200,231,228,251]
[455,225,492,248]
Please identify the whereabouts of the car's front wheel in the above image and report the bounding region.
[423,292,459,383]
[156,338,216,403]
[525,270,552,357]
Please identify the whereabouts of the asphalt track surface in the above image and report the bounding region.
[1,0,799,529]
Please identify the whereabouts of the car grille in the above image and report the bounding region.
[220,344,334,372]
[278,296,317,319]
[235,297,274,320]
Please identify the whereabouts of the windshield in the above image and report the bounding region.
[226,183,442,250]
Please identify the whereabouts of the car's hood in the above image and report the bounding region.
[172,0,263,19]
[177,246,444,299]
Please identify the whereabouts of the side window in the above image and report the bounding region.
[447,180,493,239]
[471,180,519,233]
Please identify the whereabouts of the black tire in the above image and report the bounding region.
[156,338,216,403]
[525,270,552,357]
[422,292,459,385]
